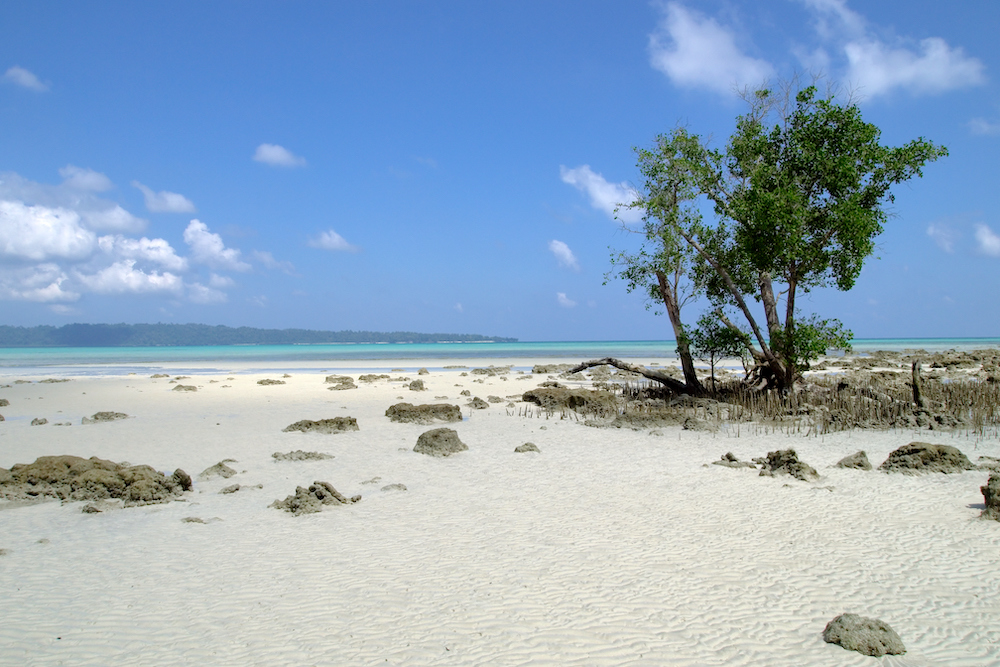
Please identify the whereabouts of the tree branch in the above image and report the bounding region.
[567,357,690,394]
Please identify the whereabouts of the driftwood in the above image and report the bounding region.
[567,358,690,394]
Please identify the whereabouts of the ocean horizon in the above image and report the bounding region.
[1,337,998,377]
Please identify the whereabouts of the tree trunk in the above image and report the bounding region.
[655,270,703,393]
[567,357,689,395]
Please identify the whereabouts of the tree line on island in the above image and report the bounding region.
[587,78,946,394]
[0,323,517,347]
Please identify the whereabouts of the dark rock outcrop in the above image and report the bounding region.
[822,613,905,657]
[282,418,359,434]
[409,380,426,391]
[759,449,819,481]
[414,428,467,457]
[522,387,618,415]
[514,442,540,453]
[172,385,197,392]
[835,451,872,470]
[270,481,360,516]
[325,375,357,391]
[257,378,285,386]
[878,442,976,474]
[0,455,190,506]
[466,396,489,410]
[385,402,462,424]
[981,473,1000,521]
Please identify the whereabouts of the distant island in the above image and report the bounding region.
[0,324,518,348]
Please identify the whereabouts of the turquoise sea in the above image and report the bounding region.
[0,338,998,377]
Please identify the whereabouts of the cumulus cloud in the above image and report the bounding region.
[59,165,113,192]
[2,65,48,92]
[556,292,577,308]
[308,229,359,252]
[548,240,580,271]
[0,171,147,234]
[801,0,985,97]
[0,201,96,261]
[253,143,307,167]
[97,234,188,272]
[76,260,183,294]
[183,219,251,271]
[560,165,642,224]
[131,181,196,213]
[0,265,79,302]
[974,224,1000,257]
[926,224,956,253]
[648,3,774,96]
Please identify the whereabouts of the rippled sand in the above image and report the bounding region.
[1,365,998,666]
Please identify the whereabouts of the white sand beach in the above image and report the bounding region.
[1,361,999,666]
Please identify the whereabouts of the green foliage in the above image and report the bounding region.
[687,313,750,363]
[768,314,853,373]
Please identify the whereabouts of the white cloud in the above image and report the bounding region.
[968,118,1000,137]
[974,224,1000,257]
[80,206,146,233]
[131,181,196,213]
[2,65,48,92]
[454,302,463,313]
[183,219,251,271]
[76,260,183,294]
[556,292,577,308]
[0,201,95,261]
[308,229,360,252]
[0,171,147,233]
[188,282,228,304]
[253,143,307,167]
[648,3,774,96]
[926,224,956,253]
[59,165,113,192]
[801,0,985,98]
[548,239,580,271]
[560,165,642,224]
[250,249,295,274]
[0,264,79,302]
[97,234,188,272]
[208,273,234,289]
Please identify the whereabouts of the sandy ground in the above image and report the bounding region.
[1,361,998,666]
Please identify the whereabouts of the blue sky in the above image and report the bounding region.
[0,0,997,341]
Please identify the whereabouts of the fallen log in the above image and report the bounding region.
[566,357,691,395]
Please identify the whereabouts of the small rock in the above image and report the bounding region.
[257,379,285,386]
[712,452,756,468]
[414,428,467,457]
[514,443,540,453]
[270,481,359,515]
[198,461,237,480]
[409,380,426,391]
[182,517,207,524]
[30,418,48,426]
[981,473,1000,521]
[466,396,489,410]
[835,451,872,470]
[822,613,905,657]
[487,395,504,403]
[150,374,170,379]
[172,385,197,392]
[381,483,407,492]
[219,484,241,494]
[282,418,359,434]
[418,368,429,375]
[82,411,130,425]
[325,375,357,391]
[0,398,9,406]
[759,449,819,481]
[878,442,976,474]
[272,450,335,461]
